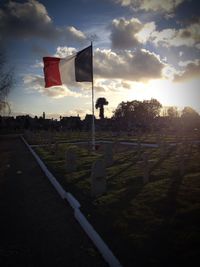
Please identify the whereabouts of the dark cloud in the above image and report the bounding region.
[174,60,200,81]
[180,30,192,38]
[0,0,87,43]
[0,0,57,40]
[110,17,143,49]
[109,14,200,50]
[109,17,156,50]
[94,48,165,81]
[31,44,50,56]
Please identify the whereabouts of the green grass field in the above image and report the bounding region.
[25,131,200,266]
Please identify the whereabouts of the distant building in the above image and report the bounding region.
[61,115,81,130]
[83,114,96,131]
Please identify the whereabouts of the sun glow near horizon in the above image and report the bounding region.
[2,0,199,119]
[125,78,200,114]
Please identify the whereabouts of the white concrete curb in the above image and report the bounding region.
[30,140,158,148]
[65,192,81,209]
[21,135,123,267]
[21,135,66,199]
[75,208,122,267]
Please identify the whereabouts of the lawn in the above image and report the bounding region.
[25,131,200,267]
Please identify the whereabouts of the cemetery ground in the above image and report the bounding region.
[0,135,107,267]
[25,130,200,267]
[1,131,200,267]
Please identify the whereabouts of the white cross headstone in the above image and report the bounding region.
[178,144,189,177]
[137,139,141,160]
[91,159,107,197]
[142,152,149,184]
[65,148,77,172]
[87,141,92,154]
[104,143,113,166]
[52,141,59,157]
[160,140,167,157]
[113,141,119,154]
[47,133,52,149]
[156,134,161,147]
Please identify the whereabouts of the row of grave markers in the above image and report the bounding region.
[63,142,193,198]
[25,131,196,197]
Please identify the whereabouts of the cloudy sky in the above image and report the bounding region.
[1,0,200,119]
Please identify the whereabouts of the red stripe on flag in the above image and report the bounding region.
[43,57,62,87]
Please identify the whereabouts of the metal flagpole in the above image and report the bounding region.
[91,41,95,150]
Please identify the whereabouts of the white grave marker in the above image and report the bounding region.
[104,144,113,166]
[65,148,77,172]
[137,139,141,160]
[142,153,149,184]
[91,160,107,197]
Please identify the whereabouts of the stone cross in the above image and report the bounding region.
[160,140,167,157]
[142,152,149,184]
[137,139,141,160]
[25,130,31,142]
[179,153,185,176]
[178,145,188,177]
[185,143,193,156]
[87,141,92,155]
[47,133,52,149]
[52,141,59,157]
[156,134,161,147]
[28,131,34,144]
[113,141,119,154]
[91,159,107,197]
[65,148,77,172]
[104,143,113,166]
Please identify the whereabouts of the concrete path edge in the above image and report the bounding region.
[20,135,123,267]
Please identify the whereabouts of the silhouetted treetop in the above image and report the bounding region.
[95,97,109,119]
[112,98,162,129]
[113,99,162,120]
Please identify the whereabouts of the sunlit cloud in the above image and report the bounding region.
[110,17,157,49]
[23,74,83,98]
[162,64,180,80]
[109,15,200,50]
[54,46,77,57]
[150,20,200,48]
[63,26,86,42]
[135,22,156,43]
[30,46,166,96]
[113,0,185,13]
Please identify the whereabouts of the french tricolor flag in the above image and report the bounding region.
[43,45,92,88]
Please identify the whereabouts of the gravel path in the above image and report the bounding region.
[0,135,107,267]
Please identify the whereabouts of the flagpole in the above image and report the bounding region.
[91,41,95,151]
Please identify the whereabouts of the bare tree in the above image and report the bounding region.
[0,50,13,115]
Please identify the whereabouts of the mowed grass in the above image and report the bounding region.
[26,131,200,267]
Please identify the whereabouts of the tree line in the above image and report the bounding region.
[95,96,200,132]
